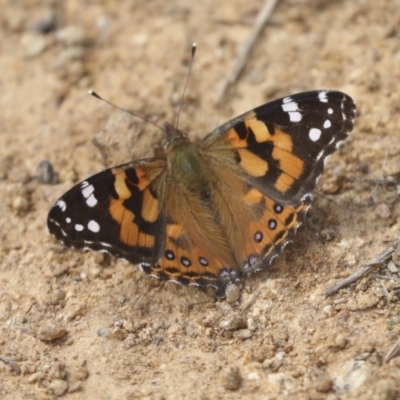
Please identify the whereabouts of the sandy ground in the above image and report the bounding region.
[1,0,400,399]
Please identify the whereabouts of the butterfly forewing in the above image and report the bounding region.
[47,159,167,265]
[203,90,356,204]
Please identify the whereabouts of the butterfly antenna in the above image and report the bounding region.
[175,42,197,129]
[89,90,164,132]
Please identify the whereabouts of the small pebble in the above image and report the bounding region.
[36,160,58,184]
[225,284,240,304]
[387,260,398,273]
[247,317,257,332]
[375,203,391,219]
[48,379,68,397]
[335,334,348,350]
[221,367,242,390]
[315,376,333,393]
[20,32,48,57]
[56,26,86,46]
[237,329,252,340]
[37,323,67,341]
[12,196,29,213]
[94,252,111,266]
[322,305,333,316]
[321,176,341,195]
[27,371,45,384]
[97,327,112,338]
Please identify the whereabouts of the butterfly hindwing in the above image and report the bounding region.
[141,163,312,292]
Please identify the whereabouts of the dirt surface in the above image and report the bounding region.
[1,0,400,399]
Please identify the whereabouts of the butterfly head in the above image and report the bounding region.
[163,122,190,152]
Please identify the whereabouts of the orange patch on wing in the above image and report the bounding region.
[243,188,264,204]
[245,119,271,142]
[134,168,151,190]
[138,232,155,248]
[109,198,139,246]
[113,171,131,199]
[238,149,269,177]
[112,167,151,192]
[274,172,295,193]
[141,189,159,223]
[225,128,247,148]
[272,147,304,178]
[270,128,294,152]
[166,223,183,238]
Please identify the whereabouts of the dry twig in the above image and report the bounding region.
[374,274,400,282]
[215,0,279,105]
[325,247,394,297]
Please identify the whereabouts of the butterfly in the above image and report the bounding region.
[47,90,356,299]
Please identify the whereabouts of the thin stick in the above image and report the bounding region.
[378,279,390,303]
[325,247,394,297]
[215,0,279,105]
[374,274,400,282]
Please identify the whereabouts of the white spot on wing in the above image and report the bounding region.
[75,224,84,231]
[323,119,332,129]
[328,108,333,114]
[56,200,67,212]
[66,217,71,223]
[86,194,98,207]
[88,220,100,233]
[282,101,298,112]
[318,91,328,103]
[282,100,302,122]
[81,181,89,188]
[289,112,302,122]
[309,128,322,142]
[81,184,98,207]
[82,184,94,198]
